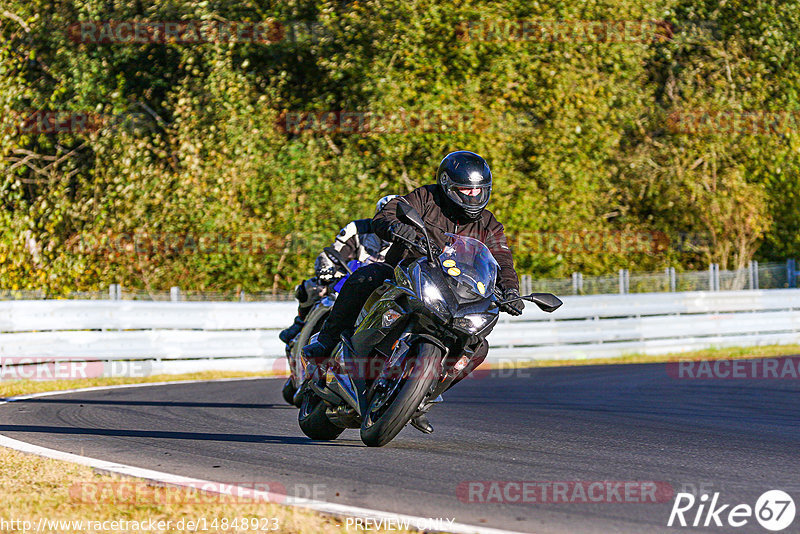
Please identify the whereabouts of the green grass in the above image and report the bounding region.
[493,344,800,369]
[0,447,412,533]
[0,370,272,399]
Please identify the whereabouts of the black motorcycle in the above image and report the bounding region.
[297,203,562,447]
[281,247,354,407]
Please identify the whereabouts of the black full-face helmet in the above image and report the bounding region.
[436,151,492,220]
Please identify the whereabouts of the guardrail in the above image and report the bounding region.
[492,288,800,360]
[1,289,798,378]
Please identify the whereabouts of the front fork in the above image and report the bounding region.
[367,331,453,413]
[428,340,477,400]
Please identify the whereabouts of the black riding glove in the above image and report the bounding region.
[389,222,417,243]
[499,288,525,316]
[315,266,337,284]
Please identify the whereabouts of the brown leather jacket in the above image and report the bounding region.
[372,184,520,291]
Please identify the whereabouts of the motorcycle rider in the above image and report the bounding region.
[279,195,399,344]
[303,151,524,433]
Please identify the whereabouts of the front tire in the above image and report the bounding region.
[298,392,345,441]
[360,342,441,447]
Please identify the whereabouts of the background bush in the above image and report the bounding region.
[1,0,798,294]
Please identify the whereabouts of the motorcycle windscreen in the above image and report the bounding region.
[438,233,499,302]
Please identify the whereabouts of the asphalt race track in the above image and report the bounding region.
[1,360,799,533]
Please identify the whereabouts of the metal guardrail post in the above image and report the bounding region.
[753,260,759,289]
[572,272,582,295]
[709,264,713,291]
[788,259,797,288]
[619,269,629,294]
[749,261,759,290]
[109,284,121,300]
[668,267,677,292]
[709,263,720,291]
[170,286,181,302]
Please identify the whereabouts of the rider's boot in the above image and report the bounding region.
[410,413,433,434]
[279,316,305,344]
[410,395,443,434]
[301,331,336,365]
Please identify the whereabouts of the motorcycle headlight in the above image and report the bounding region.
[416,269,451,322]
[452,313,495,336]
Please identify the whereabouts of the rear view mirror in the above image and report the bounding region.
[395,201,437,263]
[525,293,563,313]
[396,202,426,232]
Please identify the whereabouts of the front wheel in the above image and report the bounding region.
[298,392,345,441]
[360,342,441,447]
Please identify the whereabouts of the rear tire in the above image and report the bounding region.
[298,392,345,441]
[360,342,441,447]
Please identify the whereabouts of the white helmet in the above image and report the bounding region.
[375,194,399,214]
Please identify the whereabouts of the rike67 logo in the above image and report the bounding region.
[668,490,795,531]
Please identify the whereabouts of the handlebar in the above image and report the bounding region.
[392,233,429,257]
[322,246,354,275]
